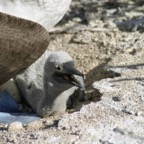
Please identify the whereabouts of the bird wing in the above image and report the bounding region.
[0,12,49,85]
[0,0,72,30]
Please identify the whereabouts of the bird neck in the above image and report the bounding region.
[37,73,69,117]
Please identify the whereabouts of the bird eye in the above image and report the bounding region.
[55,65,63,71]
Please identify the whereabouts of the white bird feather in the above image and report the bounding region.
[0,0,71,30]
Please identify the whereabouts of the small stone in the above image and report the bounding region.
[135,111,142,116]
[26,120,43,130]
[8,122,24,132]
[29,133,39,140]
[125,48,136,55]
[73,18,81,23]
[122,106,135,115]
[72,31,92,44]
[112,96,121,102]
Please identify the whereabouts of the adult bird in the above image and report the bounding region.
[0,0,72,85]
[0,0,72,31]
[16,51,85,117]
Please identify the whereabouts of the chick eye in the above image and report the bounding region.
[55,65,63,71]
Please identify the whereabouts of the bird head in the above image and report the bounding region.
[44,51,84,90]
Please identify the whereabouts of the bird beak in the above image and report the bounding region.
[61,66,84,88]
[66,67,84,77]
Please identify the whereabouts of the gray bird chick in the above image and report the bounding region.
[16,51,85,117]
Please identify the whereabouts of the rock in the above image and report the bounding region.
[91,50,144,143]
[8,122,24,132]
[116,17,144,32]
[26,120,43,131]
[71,31,92,44]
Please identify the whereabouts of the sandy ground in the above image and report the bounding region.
[0,0,144,143]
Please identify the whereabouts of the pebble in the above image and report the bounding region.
[26,120,43,130]
[112,96,121,102]
[8,122,24,132]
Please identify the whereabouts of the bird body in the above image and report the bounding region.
[0,0,72,30]
[16,51,85,117]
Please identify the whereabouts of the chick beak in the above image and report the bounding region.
[62,66,84,88]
